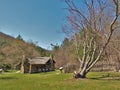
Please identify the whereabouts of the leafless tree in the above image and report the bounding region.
[64,0,120,78]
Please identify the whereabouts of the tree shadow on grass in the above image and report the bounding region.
[0,76,18,80]
[88,72,120,81]
[89,76,120,81]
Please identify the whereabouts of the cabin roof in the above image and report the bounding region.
[28,57,55,65]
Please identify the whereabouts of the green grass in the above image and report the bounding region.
[0,71,120,90]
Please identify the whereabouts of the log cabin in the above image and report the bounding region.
[21,57,55,73]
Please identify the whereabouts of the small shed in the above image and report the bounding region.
[21,57,55,73]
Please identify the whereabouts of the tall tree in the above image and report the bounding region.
[16,34,23,41]
[64,0,120,78]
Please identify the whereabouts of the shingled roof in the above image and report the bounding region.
[28,57,55,65]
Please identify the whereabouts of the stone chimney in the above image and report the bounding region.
[50,54,54,60]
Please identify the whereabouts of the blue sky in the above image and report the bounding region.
[0,0,66,49]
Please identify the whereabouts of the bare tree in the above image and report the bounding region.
[64,0,120,78]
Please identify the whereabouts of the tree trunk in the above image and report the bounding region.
[74,71,87,78]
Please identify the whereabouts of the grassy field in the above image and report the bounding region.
[0,71,120,90]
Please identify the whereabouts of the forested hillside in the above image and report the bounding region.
[0,32,50,69]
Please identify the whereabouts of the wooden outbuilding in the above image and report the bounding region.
[21,57,55,73]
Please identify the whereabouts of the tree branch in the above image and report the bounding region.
[86,0,120,71]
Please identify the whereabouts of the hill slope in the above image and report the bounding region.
[0,32,49,68]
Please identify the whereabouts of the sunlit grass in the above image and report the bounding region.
[0,71,120,90]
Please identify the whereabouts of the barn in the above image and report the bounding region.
[21,57,55,73]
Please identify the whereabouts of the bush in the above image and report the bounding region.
[64,63,79,73]
[2,64,11,72]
